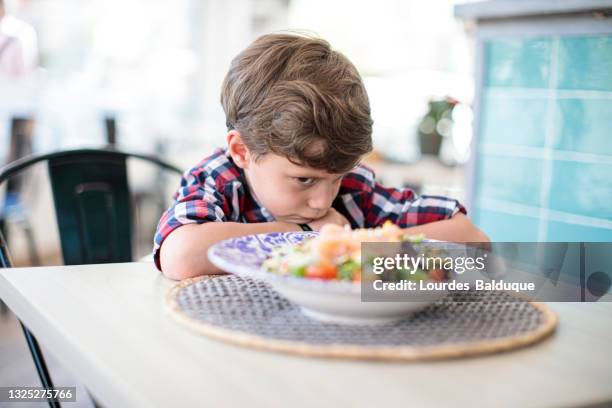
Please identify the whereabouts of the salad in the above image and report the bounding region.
[262,221,448,282]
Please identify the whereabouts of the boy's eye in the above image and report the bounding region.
[295,177,316,186]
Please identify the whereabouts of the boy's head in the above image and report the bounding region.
[221,33,373,224]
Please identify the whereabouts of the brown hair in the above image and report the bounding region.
[221,32,373,174]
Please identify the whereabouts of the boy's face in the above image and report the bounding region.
[245,154,346,223]
[228,132,346,224]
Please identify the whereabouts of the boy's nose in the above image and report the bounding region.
[307,183,335,211]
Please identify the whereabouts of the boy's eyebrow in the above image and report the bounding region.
[284,170,345,179]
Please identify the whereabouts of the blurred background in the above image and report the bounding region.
[0,0,610,260]
[0,0,608,267]
[0,0,483,268]
[0,0,611,404]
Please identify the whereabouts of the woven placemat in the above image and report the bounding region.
[166,275,557,361]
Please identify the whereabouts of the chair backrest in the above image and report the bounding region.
[0,147,182,265]
[48,151,132,264]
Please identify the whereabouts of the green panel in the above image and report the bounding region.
[557,35,612,91]
[548,161,612,220]
[480,96,548,147]
[484,38,552,88]
[553,98,612,155]
[476,154,543,207]
[48,153,132,265]
[474,208,539,241]
[546,221,612,242]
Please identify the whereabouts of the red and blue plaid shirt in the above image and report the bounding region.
[153,148,466,270]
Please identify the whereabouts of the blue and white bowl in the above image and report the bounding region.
[208,231,447,325]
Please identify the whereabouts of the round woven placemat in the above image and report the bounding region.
[166,275,557,361]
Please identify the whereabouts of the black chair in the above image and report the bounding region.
[0,233,58,406]
[0,147,182,407]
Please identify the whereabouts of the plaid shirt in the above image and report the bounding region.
[153,148,466,270]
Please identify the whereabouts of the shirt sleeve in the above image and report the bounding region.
[152,170,228,271]
[364,182,467,228]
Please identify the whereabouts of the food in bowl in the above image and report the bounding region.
[262,221,449,283]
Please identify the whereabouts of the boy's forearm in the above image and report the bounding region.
[160,213,488,280]
[160,221,301,280]
[402,213,490,243]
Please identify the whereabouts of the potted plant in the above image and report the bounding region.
[417,96,458,157]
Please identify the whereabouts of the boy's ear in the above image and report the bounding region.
[227,130,251,169]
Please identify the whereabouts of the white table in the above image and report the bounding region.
[1,262,612,407]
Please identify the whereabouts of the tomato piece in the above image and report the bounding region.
[305,263,337,280]
[429,268,446,282]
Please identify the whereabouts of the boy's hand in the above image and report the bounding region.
[401,213,490,245]
[308,208,350,231]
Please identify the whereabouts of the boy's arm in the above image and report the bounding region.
[402,212,490,243]
[346,166,488,243]
[160,210,487,280]
[160,221,301,280]
[161,207,350,280]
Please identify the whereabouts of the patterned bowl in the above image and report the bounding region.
[207,231,447,325]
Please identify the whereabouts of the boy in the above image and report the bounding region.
[154,33,489,280]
